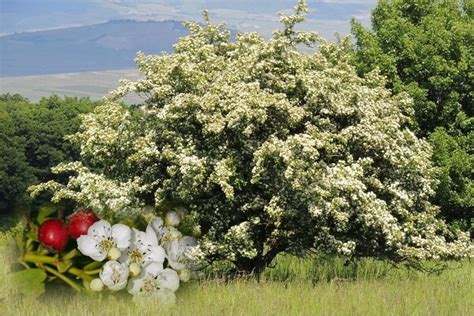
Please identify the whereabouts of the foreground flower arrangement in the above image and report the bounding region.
[16,207,199,303]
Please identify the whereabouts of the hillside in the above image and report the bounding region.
[0,69,142,103]
[0,20,188,77]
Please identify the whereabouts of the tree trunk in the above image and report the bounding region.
[234,246,282,276]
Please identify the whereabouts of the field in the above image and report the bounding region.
[1,231,472,316]
[0,69,142,104]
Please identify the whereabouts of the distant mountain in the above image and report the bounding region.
[0,0,119,35]
[1,1,375,38]
[0,20,188,77]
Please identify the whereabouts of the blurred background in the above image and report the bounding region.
[0,0,375,100]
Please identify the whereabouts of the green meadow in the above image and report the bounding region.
[1,233,472,316]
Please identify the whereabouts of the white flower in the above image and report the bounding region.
[165,211,181,226]
[163,226,183,241]
[99,260,129,291]
[77,219,131,261]
[148,216,170,242]
[120,226,166,267]
[128,262,180,296]
[164,236,198,271]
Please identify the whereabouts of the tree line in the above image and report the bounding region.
[0,94,98,212]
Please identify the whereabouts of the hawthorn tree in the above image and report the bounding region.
[351,0,473,229]
[32,1,472,273]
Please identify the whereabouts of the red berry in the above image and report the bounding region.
[67,209,99,240]
[38,219,69,251]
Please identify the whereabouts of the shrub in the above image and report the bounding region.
[31,1,472,273]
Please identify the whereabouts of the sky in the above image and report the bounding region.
[0,0,377,39]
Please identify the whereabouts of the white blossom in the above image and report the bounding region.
[99,260,129,291]
[165,211,181,227]
[77,220,131,261]
[163,236,198,271]
[120,226,166,267]
[128,262,180,296]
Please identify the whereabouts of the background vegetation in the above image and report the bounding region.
[351,0,473,231]
[0,94,97,214]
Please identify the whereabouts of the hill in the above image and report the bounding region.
[0,69,142,103]
[0,20,188,77]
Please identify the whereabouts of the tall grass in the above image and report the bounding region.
[263,254,449,284]
[1,230,472,316]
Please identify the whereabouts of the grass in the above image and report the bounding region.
[1,230,472,316]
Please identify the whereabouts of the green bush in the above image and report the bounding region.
[429,128,473,232]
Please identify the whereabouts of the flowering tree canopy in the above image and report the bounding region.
[31,1,472,273]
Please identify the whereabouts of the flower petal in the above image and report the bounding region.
[148,217,168,241]
[149,217,164,232]
[77,235,106,261]
[157,268,180,292]
[143,261,163,277]
[108,279,128,291]
[165,211,181,226]
[145,245,166,265]
[111,223,132,250]
[167,238,184,258]
[182,236,198,247]
[130,227,139,243]
[145,225,158,246]
[168,259,186,271]
[88,220,112,240]
[127,276,145,295]
[100,260,129,291]
[118,251,130,265]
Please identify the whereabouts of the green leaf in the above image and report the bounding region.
[83,261,102,271]
[37,203,57,224]
[10,268,47,298]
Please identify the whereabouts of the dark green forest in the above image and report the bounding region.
[0,94,98,217]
